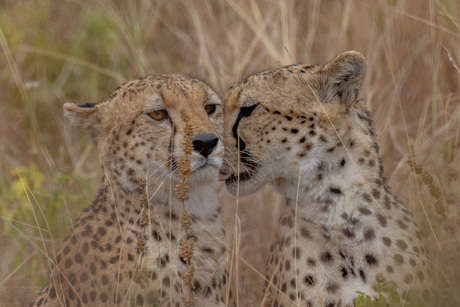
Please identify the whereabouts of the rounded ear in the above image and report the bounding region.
[64,102,101,142]
[319,51,366,104]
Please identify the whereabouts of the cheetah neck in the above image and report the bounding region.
[91,176,221,223]
[275,139,394,238]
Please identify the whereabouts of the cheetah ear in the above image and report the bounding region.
[319,51,366,104]
[64,102,102,142]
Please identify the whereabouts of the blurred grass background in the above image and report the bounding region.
[0,0,459,306]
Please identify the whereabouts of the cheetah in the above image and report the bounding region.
[31,74,228,306]
[220,51,432,306]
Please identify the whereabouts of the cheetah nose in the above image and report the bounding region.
[192,133,219,158]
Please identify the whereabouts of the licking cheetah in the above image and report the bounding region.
[220,51,432,306]
[31,74,228,306]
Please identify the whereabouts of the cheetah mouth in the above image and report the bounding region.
[225,170,254,183]
[221,151,259,184]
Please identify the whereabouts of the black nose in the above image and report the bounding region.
[192,133,219,158]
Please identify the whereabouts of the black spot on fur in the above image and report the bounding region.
[49,287,56,298]
[397,219,408,230]
[404,273,413,284]
[359,270,366,282]
[364,228,375,241]
[376,214,387,227]
[326,282,339,293]
[300,227,311,238]
[64,259,72,268]
[321,251,333,263]
[74,253,83,264]
[292,247,301,259]
[365,254,378,266]
[330,187,342,195]
[80,272,88,283]
[343,228,355,238]
[341,267,348,278]
[304,275,315,285]
[397,239,408,251]
[394,254,404,265]
[387,265,394,273]
[358,207,372,215]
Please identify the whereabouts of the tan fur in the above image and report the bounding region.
[221,52,432,307]
[31,74,228,306]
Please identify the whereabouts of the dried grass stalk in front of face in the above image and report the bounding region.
[177,109,196,306]
[136,179,149,255]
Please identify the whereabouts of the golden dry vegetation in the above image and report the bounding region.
[0,0,459,306]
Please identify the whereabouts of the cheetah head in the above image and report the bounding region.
[64,74,224,196]
[220,51,367,196]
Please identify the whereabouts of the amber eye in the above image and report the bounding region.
[148,110,168,121]
[205,104,217,115]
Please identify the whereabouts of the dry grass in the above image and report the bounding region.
[0,0,459,306]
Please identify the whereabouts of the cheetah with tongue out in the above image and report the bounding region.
[221,51,432,306]
[31,74,228,306]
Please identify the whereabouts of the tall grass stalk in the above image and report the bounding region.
[0,0,458,305]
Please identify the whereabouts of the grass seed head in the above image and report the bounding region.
[184,123,194,138]
[180,210,192,231]
[137,233,146,253]
[178,157,191,177]
[183,137,194,155]
[138,179,146,189]
[182,290,196,307]
[175,182,189,202]
[139,210,149,226]
[180,109,190,123]
[139,193,148,208]
[179,237,195,262]
[181,264,195,288]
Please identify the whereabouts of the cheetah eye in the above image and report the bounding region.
[148,109,168,121]
[232,103,259,141]
[240,104,258,117]
[204,104,217,115]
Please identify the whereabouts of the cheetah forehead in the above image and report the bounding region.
[236,63,320,89]
[106,74,219,108]
[224,64,319,103]
[224,69,319,116]
[225,51,366,115]
[65,74,222,142]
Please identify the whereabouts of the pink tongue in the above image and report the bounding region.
[218,172,230,181]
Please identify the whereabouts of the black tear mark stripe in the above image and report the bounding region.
[169,124,177,171]
[232,104,259,149]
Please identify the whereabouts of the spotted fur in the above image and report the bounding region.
[31,74,228,307]
[221,52,432,306]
